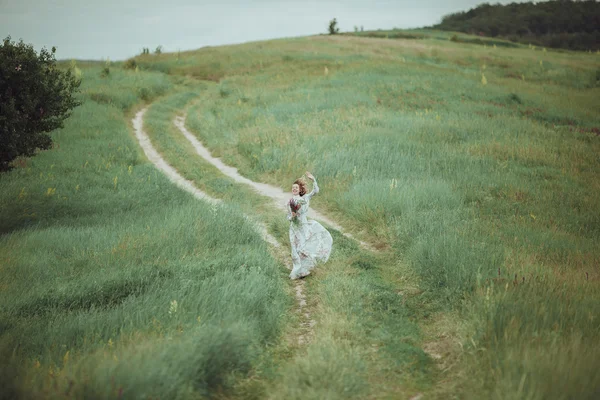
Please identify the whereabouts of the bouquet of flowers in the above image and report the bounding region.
[288,197,303,222]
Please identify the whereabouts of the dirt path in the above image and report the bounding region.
[174,115,374,251]
[133,110,220,206]
[133,107,313,345]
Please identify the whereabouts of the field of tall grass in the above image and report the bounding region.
[149,31,599,398]
[136,86,430,399]
[0,65,289,399]
[1,29,599,399]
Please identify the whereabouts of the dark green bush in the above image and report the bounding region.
[0,36,81,171]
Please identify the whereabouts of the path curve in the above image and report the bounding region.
[133,107,313,345]
[174,115,374,251]
[134,110,220,205]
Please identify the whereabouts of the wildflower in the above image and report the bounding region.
[168,300,178,315]
[481,73,487,85]
[75,184,80,192]
[324,66,329,76]
[389,178,397,190]
[15,64,22,71]
[128,165,133,175]
[108,338,113,348]
[46,188,56,196]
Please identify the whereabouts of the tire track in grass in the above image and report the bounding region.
[133,107,313,345]
[172,109,429,399]
[174,115,375,252]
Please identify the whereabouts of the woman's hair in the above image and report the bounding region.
[293,179,307,196]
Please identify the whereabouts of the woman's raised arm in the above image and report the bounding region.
[305,171,319,200]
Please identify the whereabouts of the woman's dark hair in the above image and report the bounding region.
[293,179,307,196]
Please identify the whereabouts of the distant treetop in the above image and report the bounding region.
[433,0,600,51]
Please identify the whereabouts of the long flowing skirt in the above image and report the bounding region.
[289,219,333,279]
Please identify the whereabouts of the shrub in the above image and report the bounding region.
[123,58,137,70]
[138,87,151,101]
[0,36,81,171]
[328,18,340,35]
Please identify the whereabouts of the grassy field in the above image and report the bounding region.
[139,88,429,399]
[144,31,600,398]
[1,29,599,399]
[0,66,289,399]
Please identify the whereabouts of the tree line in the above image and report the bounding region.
[433,0,600,51]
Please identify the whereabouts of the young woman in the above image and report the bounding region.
[287,172,333,279]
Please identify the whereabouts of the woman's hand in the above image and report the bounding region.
[305,171,315,181]
[291,212,297,217]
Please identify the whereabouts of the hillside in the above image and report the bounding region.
[1,30,599,399]
[433,0,600,51]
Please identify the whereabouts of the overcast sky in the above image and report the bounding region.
[1,0,536,61]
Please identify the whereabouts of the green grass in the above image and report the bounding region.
[150,33,599,398]
[0,65,288,399]
[137,88,430,399]
[2,30,599,399]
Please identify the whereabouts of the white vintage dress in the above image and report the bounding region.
[287,180,333,279]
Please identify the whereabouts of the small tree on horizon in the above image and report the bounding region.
[0,36,81,172]
[328,18,340,35]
